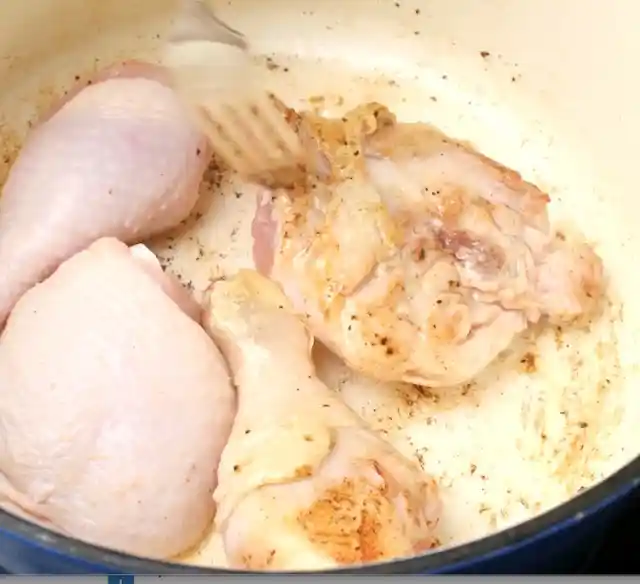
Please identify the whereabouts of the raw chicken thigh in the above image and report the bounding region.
[0,238,235,559]
[0,60,210,326]
[252,104,604,387]
[203,270,440,571]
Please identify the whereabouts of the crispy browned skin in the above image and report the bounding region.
[251,102,604,387]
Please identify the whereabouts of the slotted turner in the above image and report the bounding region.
[163,0,303,176]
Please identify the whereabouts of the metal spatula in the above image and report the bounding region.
[163,0,303,176]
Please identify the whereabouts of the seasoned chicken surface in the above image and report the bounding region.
[0,238,235,559]
[0,60,210,326]
[251,104,604,387]
[202,270,440,571]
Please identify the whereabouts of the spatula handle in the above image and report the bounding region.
[168,0,247,50]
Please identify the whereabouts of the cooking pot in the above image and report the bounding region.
[0,0,638,574]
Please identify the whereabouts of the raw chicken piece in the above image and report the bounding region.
[0,238,235,559]
[0,60,211,326]
[251,104,604,387]
[202,270,440,571]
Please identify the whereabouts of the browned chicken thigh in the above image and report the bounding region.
[251,104,604,387]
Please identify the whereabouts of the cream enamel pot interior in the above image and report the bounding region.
[0,0,638,574]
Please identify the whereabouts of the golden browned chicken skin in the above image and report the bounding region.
[251,103,604,387]
[203,270,441,571]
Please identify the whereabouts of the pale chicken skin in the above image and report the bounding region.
[251,104,604,387]
[202,270,440,571]
[0,238,235,559]
[0,60,211,326]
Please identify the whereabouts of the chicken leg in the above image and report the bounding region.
[202,270,440,571]
[0,60,211,326]
[0,238,235,559]
[251,103,604,387]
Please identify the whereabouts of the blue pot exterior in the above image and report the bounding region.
[435,487,632,574]
[0,466,636,575]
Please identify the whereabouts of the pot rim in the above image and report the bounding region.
[0,455,638,574]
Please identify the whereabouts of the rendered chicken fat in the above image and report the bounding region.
[0,238,235,559]
[0,60,211,326]
[202,270,440,571]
